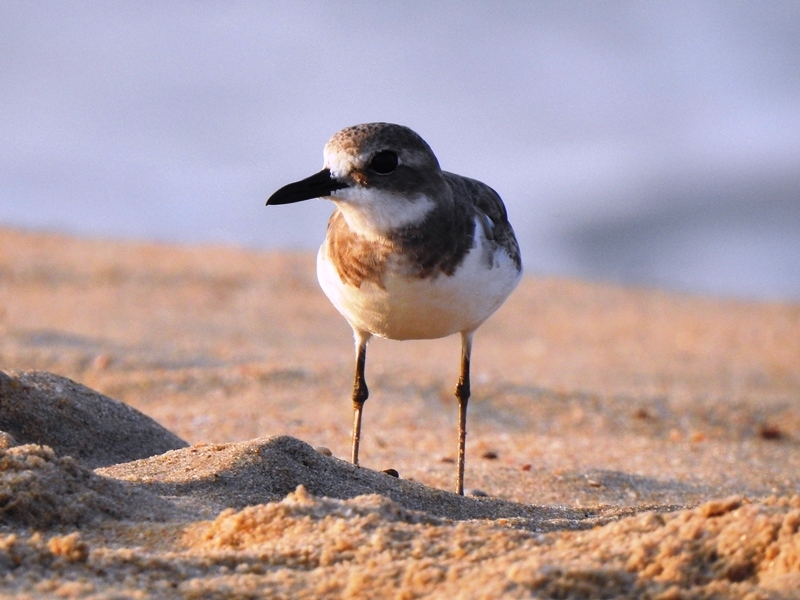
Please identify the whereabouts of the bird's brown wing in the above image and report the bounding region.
[443,172,522,271]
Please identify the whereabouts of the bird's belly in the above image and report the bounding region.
[317,244,520,340]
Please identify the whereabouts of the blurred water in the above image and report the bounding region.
[1,1,799,300]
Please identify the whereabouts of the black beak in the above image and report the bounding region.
[266,168,350,206]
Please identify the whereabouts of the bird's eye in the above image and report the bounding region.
[369,150,398,174]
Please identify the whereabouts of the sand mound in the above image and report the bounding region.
[178,489,800,599]
[0,443,178,528]
[0,370,188,468]
[99,435,634,528]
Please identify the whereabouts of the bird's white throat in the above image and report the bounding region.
[330,187,436,239]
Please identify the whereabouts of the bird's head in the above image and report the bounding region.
[267,123,448,237]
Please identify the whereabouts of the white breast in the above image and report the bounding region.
[316,219,521,340]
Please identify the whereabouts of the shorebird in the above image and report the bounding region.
[266,123,521,495]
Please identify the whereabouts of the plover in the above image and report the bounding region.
[267,123,522,495]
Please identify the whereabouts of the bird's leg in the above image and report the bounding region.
[351,330,371,465]
[455,331,474,495]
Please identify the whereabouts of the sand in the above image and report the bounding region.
[0,226,799,598]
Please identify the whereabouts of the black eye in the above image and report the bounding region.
[369,150,398,174]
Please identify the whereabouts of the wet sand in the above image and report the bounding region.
[1,227,799,598]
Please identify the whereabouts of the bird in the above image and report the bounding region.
[266,123,521,495]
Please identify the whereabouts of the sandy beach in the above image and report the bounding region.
[1,227,799,598]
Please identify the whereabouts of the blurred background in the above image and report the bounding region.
[2,1,799,300]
